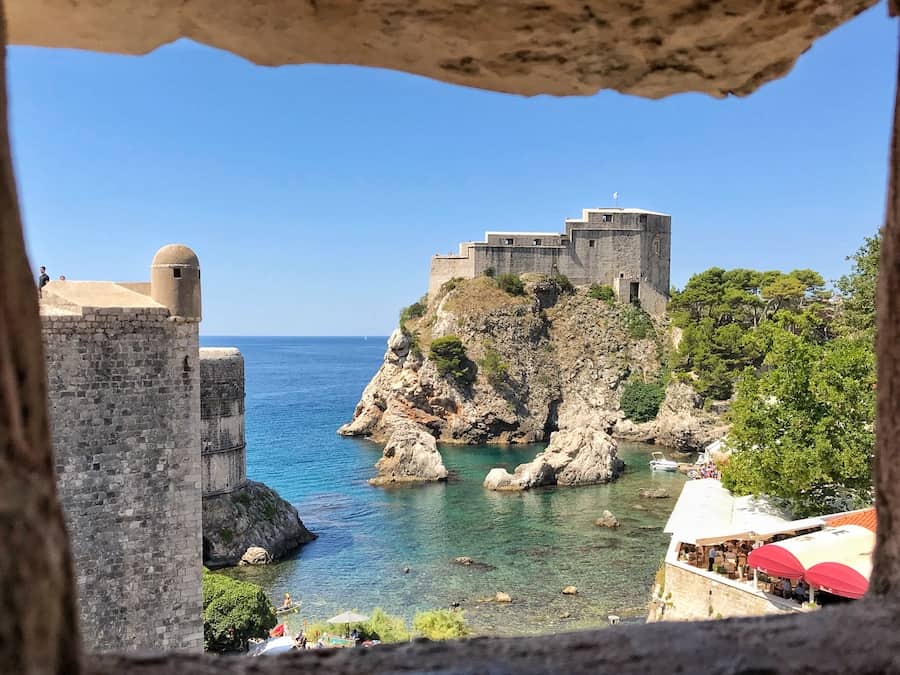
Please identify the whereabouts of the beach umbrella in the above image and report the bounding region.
[327,611,369,636]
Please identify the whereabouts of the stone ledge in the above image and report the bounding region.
[83,599,900,674]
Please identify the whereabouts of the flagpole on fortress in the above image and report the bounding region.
[613,191,619,208]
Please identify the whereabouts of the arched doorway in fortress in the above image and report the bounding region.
[3,1,900,673]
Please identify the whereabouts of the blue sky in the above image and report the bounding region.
[9,3,896,336]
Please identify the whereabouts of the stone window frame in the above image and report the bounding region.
[4,5,900,675]
[533,238,542,245]
[504,237,514,245]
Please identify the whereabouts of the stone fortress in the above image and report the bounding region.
[39,245,312,652]
[429,206,671,315]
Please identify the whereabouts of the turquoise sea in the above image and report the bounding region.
[201,336,686,636]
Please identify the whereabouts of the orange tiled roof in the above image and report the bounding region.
[824,507,877,532]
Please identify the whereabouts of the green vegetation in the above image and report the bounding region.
[589,283,616,303]
[400,296,428,325]
[549,273,574,293]
[412,609,470,640]
[263,501,277,522]
[668,266,831,400]
[219,527,234,544]
[429,335,475,386]
[305,607,409,644]
[717,233,879,516]
[496,273,525,296]
[202,569,276,652]
[621,379,666,422]
[440,277,464,294]
[482,266,496,278]
[233,491,250,507]
[623,305,655,340]
[478,344,509,387]
[403,327,423,359]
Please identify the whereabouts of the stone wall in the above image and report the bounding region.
[653,562,797,622]
[428,248,476,297]
[43,309,202,652]
[199,348,246,496]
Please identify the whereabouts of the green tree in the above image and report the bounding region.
[836,232,880,338]
[496,273,525,296]
[721,328,875,516]
[620,380,666,422]
[400,296,427,325]
[412,609,470,640]
[589,283,616,303]
[478,345,509,387]
[429,335,475,386]
[202,569,276,652]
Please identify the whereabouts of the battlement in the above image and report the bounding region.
[428,205,671,315]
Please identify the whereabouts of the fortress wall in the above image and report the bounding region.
[200,348,246,496]
[43,310,202,652]
[429,252,476,297]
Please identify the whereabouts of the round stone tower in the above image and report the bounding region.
[200,348,247,496]
[150,243,201,321]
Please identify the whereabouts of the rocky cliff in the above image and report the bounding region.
[340,276,725,485]
[202,481,317,568]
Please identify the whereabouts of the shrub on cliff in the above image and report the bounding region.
[623,305,655,340]
[400,296,428,325]
[496,273,525,296]
[429,335,475,386]
[482,266,496,278]
[589,283,616,303]
[550,273,575,294]
[621,380,665,423]
[412,609,470,640]
[478,345,509,387]
[202,568,276,652]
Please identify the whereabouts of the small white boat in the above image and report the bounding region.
[649,452,678,472]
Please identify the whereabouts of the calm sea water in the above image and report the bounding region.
[201,336,686,636]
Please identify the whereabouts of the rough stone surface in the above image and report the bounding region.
[238,546,272,566]
[639,488,670,499]
[341,280,717,461]
[369,422,449,485]
[42,308,203,653]
[6,1,877,99]
[484,424,623,491]
[595,510,620,528]
[200,348,247,496]
[202,480,316,568]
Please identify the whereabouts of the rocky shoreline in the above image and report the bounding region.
[340,277,725,486]
[202,480,317,568]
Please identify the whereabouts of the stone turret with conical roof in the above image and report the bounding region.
[151,243,201,321]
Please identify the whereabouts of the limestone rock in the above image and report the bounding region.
[495,592,512,603]
[484,425,623,491]
[238,546,272,566]
[369,423,448,486]
[595,510,620,528]
[9,0,876,99]
[202,480,316,569]
[562,586,578,595]
[454,557,474,566]
[639,488,670,499]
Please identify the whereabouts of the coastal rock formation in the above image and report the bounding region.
[369,422,449,486]
[562,586,578,596]
[639,488,670,500]
[484,424,624,491]
[202,481,316,568]
[342,277,724,484]
[239,546,272,566]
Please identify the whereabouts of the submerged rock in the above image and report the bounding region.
[562,586,578,595]
[484,425,623,491]
[595,510,620,528]
[369,422,448,486]
[203,480,316,568]
[639,488,671,499]
[495,592,512,603]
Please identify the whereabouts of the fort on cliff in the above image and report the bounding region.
[429,207,671,315]
[39,245,309,653]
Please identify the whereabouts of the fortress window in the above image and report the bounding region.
[533,238,542,246]
[602,214,613,222]
[504,238,514,245]
[639,214,648,224]
[173,268,182,278]
[588,239,595,248]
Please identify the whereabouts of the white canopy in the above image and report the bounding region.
[664,479,826,546]
[327,611,369,625]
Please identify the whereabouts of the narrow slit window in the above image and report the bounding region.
[589,239,595,248]
[173,268,182,278]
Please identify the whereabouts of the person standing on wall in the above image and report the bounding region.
[37,266,49,295]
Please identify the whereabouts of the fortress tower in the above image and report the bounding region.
[40,245,204,652]
[429,207,672,315]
